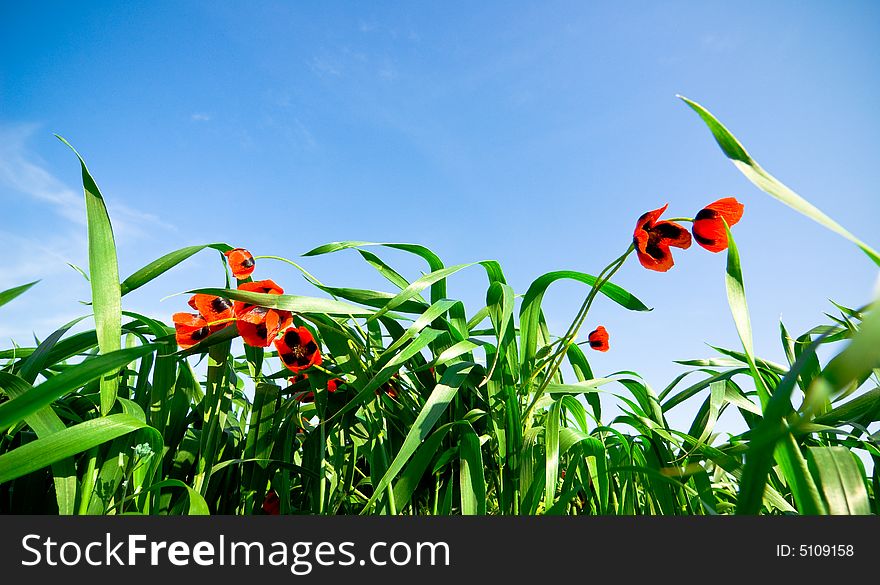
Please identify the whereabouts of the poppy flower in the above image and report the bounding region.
[173,312,210,349]
[327,378,344,393]
[692,197,744,253]
[588,326,609,352]
[262,489,280,515]
[289,374,315,403]
[274,326,322,373]
[187,294,233,332]
[633,204,692,272]
[225,248,256,280]
[237,305,292,347]
[233,280,292,347]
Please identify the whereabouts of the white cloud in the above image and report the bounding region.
[191,113,212,122]
[0,123,174,238]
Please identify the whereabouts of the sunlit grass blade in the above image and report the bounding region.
[678,95,880,267]
[57,135,122,414]
[0,413,153,484]
[121,244,230,296]
[0,281,39,309]
[187,287,371,316]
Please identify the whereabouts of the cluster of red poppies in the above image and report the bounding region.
[173,248,323,380]
[633,197,744,272]
[584,197,744,355]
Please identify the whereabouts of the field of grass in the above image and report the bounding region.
[1,97,878,515]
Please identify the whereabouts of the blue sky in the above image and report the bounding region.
[2,1,879,432]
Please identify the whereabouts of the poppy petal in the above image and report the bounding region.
[693,197,744,253]
[632,203,669,239]
[236,306,282,347]
[188,293,234,325]
[705,197,744,227]
[587,326,610,352]
[652,221,692,249]
[173,312,210,349]
[636,240,675,272]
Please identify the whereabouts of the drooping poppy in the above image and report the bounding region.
[225,248,256,280]
[289,374,315,403]
[262,489,280,515]
[173,312,210,349]
[633,204,692,272]
[588,326,609,352]
[274,326,322,373]
[692,197,744,253]
[188,293,234,332]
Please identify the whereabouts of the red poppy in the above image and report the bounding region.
[173,312,210,349]
[274,326,322,373]
[633,204,692,272]
[289,374,315,403]
[233,280,292,347]
[262,489,280,515]
[225,248,256,280]
[187,294,233,332]
[588,326,609,352]
[692,197,744,253]
[237,306,290,347]
[327,378,344,393]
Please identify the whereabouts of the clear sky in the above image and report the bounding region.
[2,1,879,432]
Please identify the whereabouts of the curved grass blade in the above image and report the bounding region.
[678,95,880,267]
[121,243,230,296]
[0,281,38,309]
[57,136,122,414]
[187,287,372,316]
[0,413,153,484]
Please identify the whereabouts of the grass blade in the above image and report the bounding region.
[678,95,880,267]
[56,136,122,414]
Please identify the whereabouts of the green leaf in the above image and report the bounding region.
[806,446,871,515]
[0,344,157,432]
[0,281,38,309]
[187,287,371,316]
[0,414,152,484]
[544,399,562,507]
[121,244,230,296]
[678,95,880,267]
[459,424,486,515]
[57,135,122,414]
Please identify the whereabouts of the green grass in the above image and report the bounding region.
[0,99,878,515]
